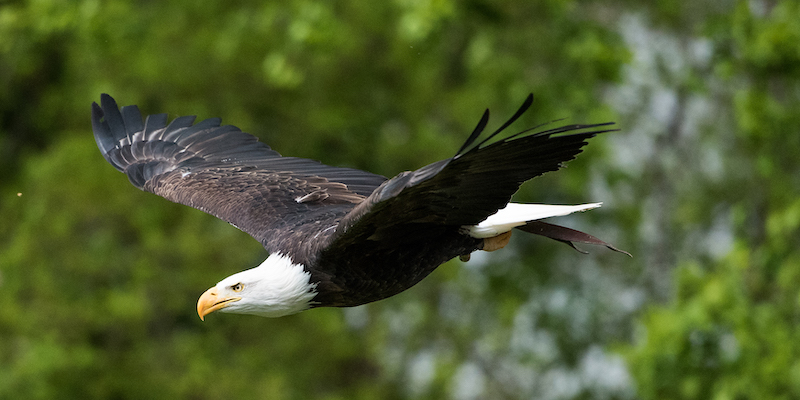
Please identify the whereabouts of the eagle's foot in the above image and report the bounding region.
[483,231,512,252]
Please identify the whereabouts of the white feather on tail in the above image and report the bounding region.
[466,202,602,238]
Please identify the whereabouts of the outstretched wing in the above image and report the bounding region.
[331,94,616,248]
[91,94,387,256]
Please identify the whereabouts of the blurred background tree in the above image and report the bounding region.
[1,0,798,399]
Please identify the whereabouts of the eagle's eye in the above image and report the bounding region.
[231,283,244,292]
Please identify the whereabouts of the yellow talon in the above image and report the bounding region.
[483,231,512,252]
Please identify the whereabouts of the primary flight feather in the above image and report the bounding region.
[91,94,628,320]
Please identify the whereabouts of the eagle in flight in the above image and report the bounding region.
[91,94,628,320]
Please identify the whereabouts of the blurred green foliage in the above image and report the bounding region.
[621,2,800,399]
[1,0,799,399]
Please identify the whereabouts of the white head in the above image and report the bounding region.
[196,253,318,319]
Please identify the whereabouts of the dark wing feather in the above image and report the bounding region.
[518,221,631,256]
[92,94,387,257]
[332,95,616,246]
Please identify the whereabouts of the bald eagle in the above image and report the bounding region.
[91,94,628,320]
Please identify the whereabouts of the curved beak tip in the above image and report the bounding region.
[197,287,218,322]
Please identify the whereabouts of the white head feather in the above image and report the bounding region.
[211,253,318,318]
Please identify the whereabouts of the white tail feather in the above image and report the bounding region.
[466,202,602,238]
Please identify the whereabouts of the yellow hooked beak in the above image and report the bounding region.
[197,287,241,321]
